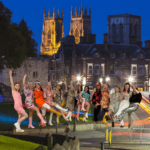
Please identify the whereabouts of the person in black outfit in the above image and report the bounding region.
[89,83,102,122]
[118,84,142,129]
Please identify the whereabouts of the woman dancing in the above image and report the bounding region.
[65,84,75,121]
[43,82,68,125]
[118,85,142,129]
[34,81,67,124]
[81,86,91,122]
[75,84,82,121]
[105,85,121,127]
[9,70,28,132]
[90,83,102,122]
[101,84,110,125]
[23,74,46,128]
[114,83,132,127]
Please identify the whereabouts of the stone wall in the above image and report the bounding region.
[0,57,49,92]
[52,137,80,150]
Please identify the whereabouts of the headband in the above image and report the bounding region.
[28,82,33,85]
[35,81,40,84]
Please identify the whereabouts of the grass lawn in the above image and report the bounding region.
[0,135,47,150]
[0,103,95,130]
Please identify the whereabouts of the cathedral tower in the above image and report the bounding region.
[40,8,64,56]
[69,5,92,44]
[107,13,141,45]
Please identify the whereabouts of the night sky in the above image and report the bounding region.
[2,0,150,53]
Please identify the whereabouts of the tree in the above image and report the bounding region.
[18,19,38,58]
[0,1,38,69]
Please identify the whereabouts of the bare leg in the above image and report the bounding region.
[28,109,35,128]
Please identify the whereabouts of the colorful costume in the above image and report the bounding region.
[100,86,110,109]
[12,91,25,114]
[34,88,45,108]
[66,90,75,108]
[24,87,34,109]
[45,89,53,105]
[109,93,121,113]
[53,90,63,106]
[81,91,90,102]
[92,90,102,122]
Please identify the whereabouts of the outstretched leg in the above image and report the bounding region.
[118,104,139,122]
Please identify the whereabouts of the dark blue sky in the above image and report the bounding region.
[3,0,150,53]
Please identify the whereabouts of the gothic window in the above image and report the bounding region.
[56,30,60,43]
[112,24,116,43]
[48,30,51,39]
[119,24,123,43]
[47,30,51,46]
[84,28,87,37]
[75,28,79,38]
[134,24,137,36]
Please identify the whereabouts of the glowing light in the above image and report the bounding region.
[77,76,81,81]
[128,76,134,82]
[83,79,86,85]
[106,77,110,82]
[100,78,103,83]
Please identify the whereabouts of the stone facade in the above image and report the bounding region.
[40,8,64,56]
[0,56,49,95]
[49,34,150,91]
[107,13,142,46]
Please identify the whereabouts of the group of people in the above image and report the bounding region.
[9,70,142,132]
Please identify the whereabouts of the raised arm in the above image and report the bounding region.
[9,70,15,91]
[23,74,27,87]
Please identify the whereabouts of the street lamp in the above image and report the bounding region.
[128,76,134,83]
[106,77,110,82]
[100,78,103,83]
[77,75,81,82]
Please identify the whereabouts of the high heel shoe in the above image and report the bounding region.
[28,124,35,129]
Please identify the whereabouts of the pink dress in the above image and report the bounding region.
[45,89,53,105]
[24,87,34,109]
[12,91,25,113]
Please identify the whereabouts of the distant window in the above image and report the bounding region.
[94,65,100,75]
[131,64,137,76]
[78,64,81,74]
[110,53,115,58]
[121,53,126,59]
[87,63,93,75]
[33,72,38,78]
[138,65,144,76]
[110,65,115,75]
